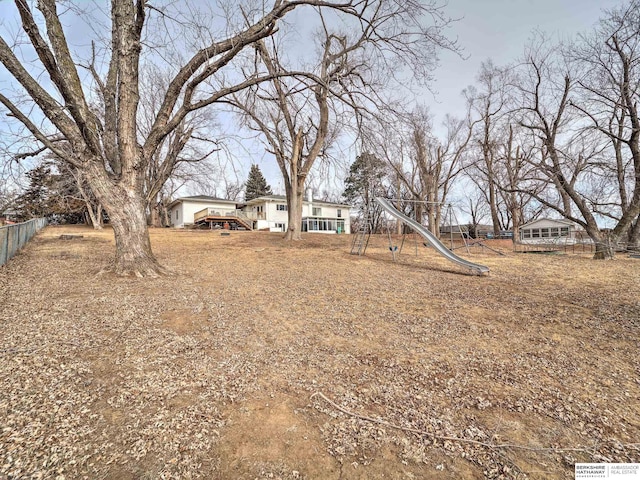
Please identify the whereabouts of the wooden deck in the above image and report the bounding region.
[193,208,253,230]
[194,215,252,230]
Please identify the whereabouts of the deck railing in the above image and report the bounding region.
[0,218,48,266]
[194,207,238,221]
[226,209,253,228]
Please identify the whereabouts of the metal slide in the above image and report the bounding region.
[376,197,490,275]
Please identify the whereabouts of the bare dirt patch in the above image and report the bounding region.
[0,225,639,479]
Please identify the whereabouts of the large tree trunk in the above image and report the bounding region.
[107,193,166,276]
[488,181,501,236]
[588,228,616,260]
[510,204,520,245]
[426,190,437,237]
[149,201,160,227]
[284,178,305,240]
[88,166,166,276]
[109,199,165,277]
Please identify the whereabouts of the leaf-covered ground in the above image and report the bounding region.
[1,226,639,479]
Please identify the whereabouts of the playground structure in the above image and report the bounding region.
[351,198,490,275]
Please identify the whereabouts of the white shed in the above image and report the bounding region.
[518,218,584,244]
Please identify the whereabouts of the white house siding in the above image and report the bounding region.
[169,199,238,228]
[243,196,350,234]
[302,202,350,234]
[245,200,288,231]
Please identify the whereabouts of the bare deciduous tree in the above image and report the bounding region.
[463,60,514,236]
[369,106,471,237]
[514,13,640,259]
[0,0,400,275]
[569,0,640,250]
[227,1,458,240]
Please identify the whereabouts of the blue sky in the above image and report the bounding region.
[428,0,623,127]
[230,1,629,196]
[0,0,628,199]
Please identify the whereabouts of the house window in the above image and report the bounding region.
[522,229,531,239]
[531,228,540,238]
[312,207,322,216]
[337,209,342,218]
[175,210,179,219]
[550,227,559,236]
[560,227,569,236]
[275,222,286,231]
[277,204,287,211]
[541,228,550,238]
[337,219,345,233]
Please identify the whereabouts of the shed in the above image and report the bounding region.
[518,218,584,244]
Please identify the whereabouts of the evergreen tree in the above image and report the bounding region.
[343,153,387,208]
[244,164,273,201]
[14,165,52,220]
[343,153,388,233]
[14,160,99,224]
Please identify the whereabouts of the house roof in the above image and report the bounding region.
[519,217,579,229]
[242,195,351,208]
[168,195,239,209]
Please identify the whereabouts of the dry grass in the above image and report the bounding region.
[1,225,639,479]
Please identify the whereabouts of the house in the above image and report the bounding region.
[0,208,18,226]
[167,193,352,234]
[167,196,252,230]
[242,194,351,234]
[518,218,587,244]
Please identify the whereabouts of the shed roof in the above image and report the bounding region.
[519,217,579,229]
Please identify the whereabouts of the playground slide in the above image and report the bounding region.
[375,197,490,275]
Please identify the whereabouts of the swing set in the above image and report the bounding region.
[383,199,470,261]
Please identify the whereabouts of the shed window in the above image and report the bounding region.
[541,228,550,238]
[560,227,569,236]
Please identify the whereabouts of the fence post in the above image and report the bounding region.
[1,228,8,265]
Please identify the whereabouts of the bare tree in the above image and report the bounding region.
[227,1,458,240]
[136,65,220,227]
[569,0,640,250]
[371,106,471,237]
[0,0,407,275]
[0,174,20,220]
[463,60,515,236]
[514,16,640,259]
